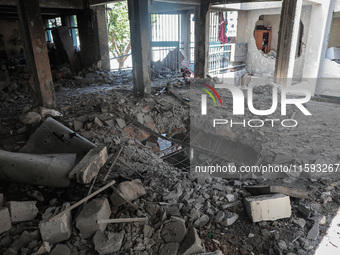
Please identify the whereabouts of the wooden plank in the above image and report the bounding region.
[103,146,123,181]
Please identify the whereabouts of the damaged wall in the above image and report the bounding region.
[0,20,23,61]
[237,6,311,80]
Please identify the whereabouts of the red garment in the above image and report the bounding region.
[219,15,228,44]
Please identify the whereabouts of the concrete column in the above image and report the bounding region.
[16,0,56,108]
[302,0,334,94]
[274,0,301,86]
[93,6,110,70]
[194,3,211,78]
[127,0,151,95]
[77,6,110,70]
[181,11,191,61]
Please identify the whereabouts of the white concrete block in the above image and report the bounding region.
[244,194,291,222]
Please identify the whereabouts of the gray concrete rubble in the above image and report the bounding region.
[39,203,72,244]
[68,145,108,184]
[92,230,125,254]
[0,150,76,187]
[0,66,339,255]
[9,201,39,223]
[178,227,205,255]
[76,197,111,239]
[110,179,146,206]
[0,207,11,234]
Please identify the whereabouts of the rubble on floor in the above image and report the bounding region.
[0,67,339,254]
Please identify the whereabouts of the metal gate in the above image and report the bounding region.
[151,14,181,71]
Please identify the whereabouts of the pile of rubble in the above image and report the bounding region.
[0,67,340,254]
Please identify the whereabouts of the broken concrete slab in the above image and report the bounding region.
[10,230,40,251]
[307,221,319,240]
[244,194,291,222]
[68,145,108,184]
[50,244,71,255]
[0,207,12,234]
[159,242,180,255]
[73,120,83,131]
[39,107,63,118]
[161,217,187,243]
[110,179,146,207]
[92,230,125,254]
[20,117,96,163]
[178,227,205,255]
[39,203,72,244]
[9,201,39,223]
[116,118,127,129]
[19,112,42,125]
[220,212,239,226]
[273,152,293,164]
[76,197,111,239]
[245,185,309,199]
[0,150,76,187]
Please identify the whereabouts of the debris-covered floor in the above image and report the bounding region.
[0,66,340,255]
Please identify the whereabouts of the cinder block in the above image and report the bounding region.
[39,203,72,244]
[0,207,12,234]
[76,198,111,239]
[244,194,291,222]
[69,145,108,184]
[9,201,38,223]
[110,179,146,207]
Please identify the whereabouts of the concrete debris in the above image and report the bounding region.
[0,67,339,255]
[39,203,72,244]
[178,227,205,255]
[76,197,111,239]
[19,111,42,125]
[220,212,239,226]
[159,242,180,255]
[39,107,63,118]
[92,230,125,254]
[9,201,39,223]
[68,145,108,184]
[49,244,71,255]
[161,217,187,243]
[0,207,12,234]
[306,221,319,240]
[110,179,146,207]
[244,194,291,222]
